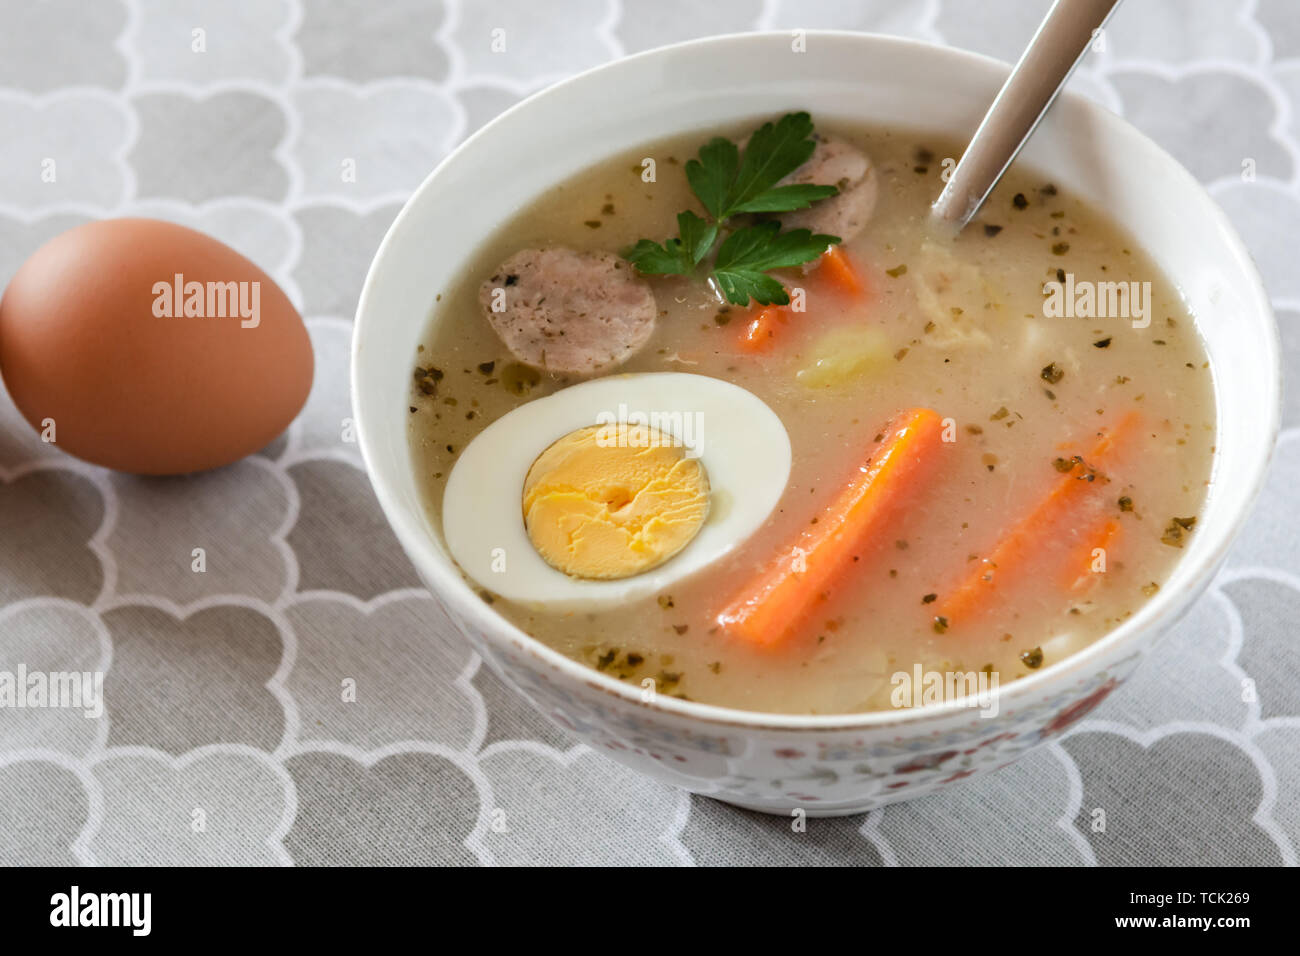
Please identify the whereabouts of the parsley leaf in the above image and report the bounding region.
[710,222,840,306]
[729,182,838,214]
[685,112,838,219]
[686,111,837,218]
[685,138,740,220]
[710,269,789,308]
[624,211,718,275]
[623,238,688,275]
[623,112,843,306]
[724,112,831,215]
[715,222,839,272]
[676,211,718,268]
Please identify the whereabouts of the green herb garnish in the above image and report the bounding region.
[711,221,839,306]
[687,114,839,219]
[623,112,841,306]
[623,210,717,276]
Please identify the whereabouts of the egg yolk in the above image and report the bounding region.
[522,423,710,580]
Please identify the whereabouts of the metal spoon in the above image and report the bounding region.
[931,0,1122,228]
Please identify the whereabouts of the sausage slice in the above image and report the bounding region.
[478,248,656,375]
[778,136,879,243]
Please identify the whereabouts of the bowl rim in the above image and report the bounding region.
[352,29,1282,733]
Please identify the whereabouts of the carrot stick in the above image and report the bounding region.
[736,305,789,353]
[937,412,1141,624]
[717,407,948,646]
[815,245,865,297]
[1061,516,1122,592]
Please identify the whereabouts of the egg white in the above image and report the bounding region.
[441,372,791,611]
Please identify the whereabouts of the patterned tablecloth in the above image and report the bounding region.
[1,0,1297,867]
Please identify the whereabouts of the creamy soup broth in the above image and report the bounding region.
[409,121,1215,714]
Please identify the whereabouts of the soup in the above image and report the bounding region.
[408,115,1214,715]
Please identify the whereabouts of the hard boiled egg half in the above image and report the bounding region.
[442,372,791,611]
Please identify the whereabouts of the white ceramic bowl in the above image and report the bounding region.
[353,32,1279,815]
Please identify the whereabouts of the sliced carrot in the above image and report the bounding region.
[815,245,865,298]
[733,248,864,354]
[736,305,789,353]
[937,412,1141,625]
[1061,516,1122,592]
[716,407,948,646]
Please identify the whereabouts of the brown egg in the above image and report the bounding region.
[0,218,313,475]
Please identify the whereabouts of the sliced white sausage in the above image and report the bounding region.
[778,136,879,243]
[478,248,657,375]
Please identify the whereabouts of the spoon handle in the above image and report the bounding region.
[931,0,1122,227]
